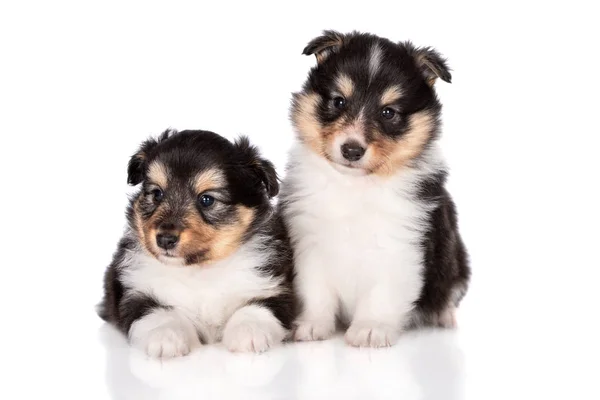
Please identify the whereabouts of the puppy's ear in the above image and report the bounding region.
[234,136,279,198]
[303,30,345,64]
[403,41,452,86]
[127,129,176,186]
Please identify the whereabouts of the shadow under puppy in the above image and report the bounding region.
[98,129,296,357]
[280,31,471,347]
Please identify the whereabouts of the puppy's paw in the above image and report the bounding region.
[222,322,276,353]
[294,319,335,342]
[344,322,399,348]
[143,325,194,358]
[222,305,285,353]
[129,310,199,358]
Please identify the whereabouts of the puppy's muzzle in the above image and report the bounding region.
[156,222,182,250]
[341,141,366,161]
[156,232,179,250]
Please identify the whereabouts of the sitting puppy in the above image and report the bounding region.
[280,31,471,347]
[97,129,295,357]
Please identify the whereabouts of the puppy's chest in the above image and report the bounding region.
[290,173,427,254]
[122,253,274,327]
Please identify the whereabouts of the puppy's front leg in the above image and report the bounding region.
[125,297,200,358]
[345,284,415,348]
[293,258,338,341]
[222,304,286,353]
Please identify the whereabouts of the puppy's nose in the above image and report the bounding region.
[156,233,179,250]
[341,142,366,161]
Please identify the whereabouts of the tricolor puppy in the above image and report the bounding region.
[98,129,296,357]
[280,31,471,347]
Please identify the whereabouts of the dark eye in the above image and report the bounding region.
[198,194,215,208]
[381,107,396,119]
[151,188,163,202]
[333,96,346,109]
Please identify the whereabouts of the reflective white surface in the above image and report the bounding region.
[100,324,466,400]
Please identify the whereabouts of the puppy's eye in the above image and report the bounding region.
[333,96,346,110]
[198,194,215,208]
[381,107,396,119]
[151,188,163,202]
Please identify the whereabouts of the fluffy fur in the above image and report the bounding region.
[98,129,296,357]
[280,31,470,347]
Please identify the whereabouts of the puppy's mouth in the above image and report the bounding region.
[157,249,209,266]
[325,154,369,176]
[157,250,183,263]
[331,162,369,176]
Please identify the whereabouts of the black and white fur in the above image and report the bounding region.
[280,31,470,347]
[98,129,296,356]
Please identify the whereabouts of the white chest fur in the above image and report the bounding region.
[283,145,436,321]
[120,237,281,342]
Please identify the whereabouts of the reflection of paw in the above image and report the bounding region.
[129,310,200,358]
[345,322,399,348]
[222,305,285,353]
[294,320,335,342]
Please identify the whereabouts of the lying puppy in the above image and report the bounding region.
[98,129,296,357]
[280,31,471,347]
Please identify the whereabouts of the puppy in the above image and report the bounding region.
[97,129,296,357]
[280,31,471,347]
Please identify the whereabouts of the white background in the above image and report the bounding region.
[1,1,599,399]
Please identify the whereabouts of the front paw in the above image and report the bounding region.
[222,323,273,353]
[129,310,200,358]
[294,319,335,342]
[137,325,196,358]
[344,322,398,348]
[222,306,286,353]
[222,321,285,353]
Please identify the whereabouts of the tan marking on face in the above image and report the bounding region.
[291,92,324,156]
[380,85,404,105]
[178,205,255,265]
[207,206,254,261]
[147,161,169,188]
[336,74,354,98]
[369,111,435,176]
[177,208,215,263]
[194,168,226,193]
[134,197,162,258]
[292,92,364,162]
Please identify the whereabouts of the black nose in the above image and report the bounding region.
[341,142,366,161]
[156,233,179,250]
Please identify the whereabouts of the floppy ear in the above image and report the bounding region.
[403,41,452,86]
[302,30,345,64]
[127,129,176,186]
[233,136,280,198]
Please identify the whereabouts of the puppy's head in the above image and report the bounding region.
[292,30,451,176]
[126,129,278,266]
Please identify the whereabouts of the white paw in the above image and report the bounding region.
[294,320,335,342]
[222,305,285,353]
[129,310,199,358]
[344,322,399,348]
[144,325,193,358]
[222,322,275,353]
